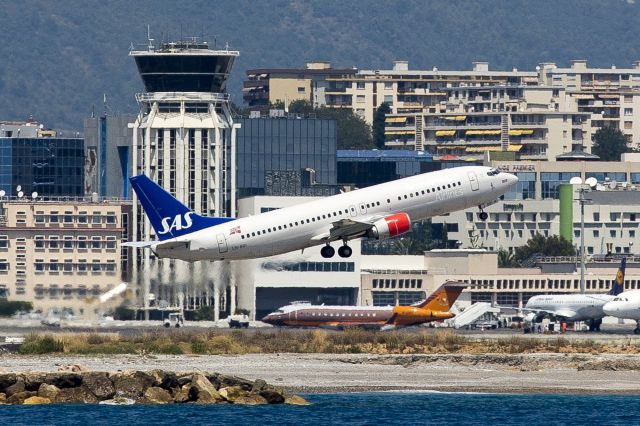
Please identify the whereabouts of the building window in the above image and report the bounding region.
[356,81,365,89]
[64,212,74,223]
[0,236,7,249]
[384,82,393,89]
[297,87,305,93]
[34,235,45,249]
[92,214,102,224]
[35,212,45,224]
[625,121,633,129]
[624,108,633,116]
[383,95,393,105]
[78,212,88,224]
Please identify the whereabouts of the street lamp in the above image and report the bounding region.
[570,176,597,294]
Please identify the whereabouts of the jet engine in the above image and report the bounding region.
[366,213,411,239]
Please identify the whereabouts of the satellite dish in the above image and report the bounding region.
[585,177,598,188]
[0,190,5,197]
[17,191,24,198]
[16,185,21,192]
[569,177,583,185]
[31,191,38,199]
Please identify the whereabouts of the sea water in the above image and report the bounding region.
[2,392,639,425]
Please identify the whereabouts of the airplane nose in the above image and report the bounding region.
[506,173,518,187]
[603,302,616,316]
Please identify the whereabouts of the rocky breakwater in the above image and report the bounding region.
[0,370,311,405]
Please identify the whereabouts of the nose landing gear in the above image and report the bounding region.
[478,207,488,221]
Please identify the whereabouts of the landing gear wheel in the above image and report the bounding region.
[321,245,335,258]
[479,211,488,221]
[338,245,352,258]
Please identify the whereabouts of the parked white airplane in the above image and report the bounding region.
[603,265,640,334]
[124,166,517,261]
[523,258,626,331]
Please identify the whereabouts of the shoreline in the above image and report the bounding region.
[3,353,640,395]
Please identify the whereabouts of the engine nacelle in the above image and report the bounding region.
[367,213,411,240]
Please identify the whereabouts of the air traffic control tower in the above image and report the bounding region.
[129,39,240,319]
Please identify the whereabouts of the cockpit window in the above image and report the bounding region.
[487,168,500,176]
[274,309,284,314]
[614,297,621,301]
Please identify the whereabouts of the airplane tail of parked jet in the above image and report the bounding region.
[415,281,467,311]
[129,175,235,241]
[608,257,626,296]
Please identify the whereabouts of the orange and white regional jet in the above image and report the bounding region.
[124,166,517,261]
[261,281,467,330]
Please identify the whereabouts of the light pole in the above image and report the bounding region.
[570,177,597,294]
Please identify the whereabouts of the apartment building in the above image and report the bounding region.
[0,199,131,316]
[539,60,640,148]
[244,61,536,124]
[243,62,358,110]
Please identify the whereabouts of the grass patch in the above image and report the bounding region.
[15,329,632,355]
[19,335,64,354]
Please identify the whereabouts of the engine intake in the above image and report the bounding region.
[367,213,411,240]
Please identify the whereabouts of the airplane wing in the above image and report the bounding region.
[521,308,577,319]
[311,215,386,242]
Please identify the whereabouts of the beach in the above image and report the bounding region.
[3,352,640,394]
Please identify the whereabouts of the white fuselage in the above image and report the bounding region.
[525,294,616,322]
[154,166,517,261]
[603,290,640,320]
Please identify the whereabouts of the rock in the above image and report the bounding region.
[83,372,115,400]
[0,393,7,404]
[7,391,37,404]
[285,395,312,405]
[191,373,223,403]
[233,394,268,405]
[54,386,98,404]
[172,384,192,403]
[44,373,82,389]
[111,371,154,399]
[99,397,136,405]
[219,386,250,403]
[38,383,60,400]
[142,387,173,404]
[58,364,85,373]
[0,374,17,394]
[5,379,25,397]
[251,379,267,392]
[149,370,179,390]
[24,373,47,391]
[213,374,253,391]
[177,374,193,387]
[23,396,51,405]
[259,389,285,404]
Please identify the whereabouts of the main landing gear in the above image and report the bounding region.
[478,206,488,221]
[634,320,640,335]
[320,242,353,258]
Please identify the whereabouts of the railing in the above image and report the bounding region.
[135,92,230,103]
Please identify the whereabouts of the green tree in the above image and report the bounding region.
[372,103,391,149]
[513,234,575,266]
[497,249,516,267]
[287,100,374,150]
[591,127,630,161]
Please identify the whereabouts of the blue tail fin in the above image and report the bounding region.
[130,174,235,241]
[608,257,626,296]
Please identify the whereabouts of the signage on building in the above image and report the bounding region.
[496,164,536,172]
[503,203,524,211]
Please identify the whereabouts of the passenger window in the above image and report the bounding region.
[421,190,425,195]
[252,232,256,236]
[387,199,391,203]
[427,189,430,193]
[398,196,402,201]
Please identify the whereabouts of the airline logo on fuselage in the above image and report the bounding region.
[158,212,193,235]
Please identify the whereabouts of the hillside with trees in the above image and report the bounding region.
[3,1,640,131]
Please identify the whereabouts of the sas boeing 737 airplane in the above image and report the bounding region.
[124,166,517,261]
[262,281,467,330]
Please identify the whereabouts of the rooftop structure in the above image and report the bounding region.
[130,39,239,93]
